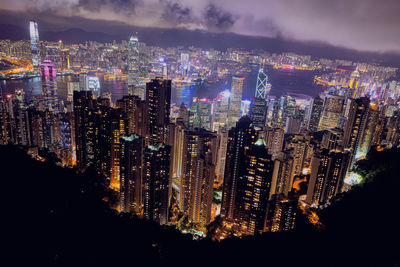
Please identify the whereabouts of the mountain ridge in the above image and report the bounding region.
[0,23,399,67]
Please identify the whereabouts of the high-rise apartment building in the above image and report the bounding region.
[143,143,171,225]
[73,91,97,169]
[343,97,370,154]
[221,116,256,221]
[235,140,274,235]
[120,134,144,214]
[180,129,217,230]
[145,78,171,145]
[306,149,350,206]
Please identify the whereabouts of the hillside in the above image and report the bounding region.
[2,145,399,266]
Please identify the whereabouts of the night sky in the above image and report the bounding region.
[0,0,399,53]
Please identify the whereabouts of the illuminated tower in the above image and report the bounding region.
[358,104,379,158]
[215,130,228,187]
[190,97,212,131]
[255,68,269,99]
[306,149,350,206]
[109,109,126,190]
[120,134,144,214]
[267,193,298,232]
[306,96,324,132]
[145,78,171,145]
[349,69,361,98]
[40,60,59,113]
[181,129,217,230]
[343,97,370,154]
[212,90,230,131]
[29,21,41,68]
[73,91,97,169]
[263,127,285,159]
[45,45,61,69]
[235,140,274,235]
[221,116,256,221]
[0,99,12,145]
[249,97,267,129]
[10,93,31,146]
[228,76,244,129]
[318,94,346,131]
[143,143,171,225]
[250,68,271,129]
[128,36,141,98]
[116,95,142,135]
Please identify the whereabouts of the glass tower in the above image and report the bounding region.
[29,21,41,68]
[128,36,140,96]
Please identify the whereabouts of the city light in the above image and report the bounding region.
[344,172,363,186]
[0,10,399,259]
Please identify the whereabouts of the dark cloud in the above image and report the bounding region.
[0,0,400,53]
[78,0,141,15]
[161,1,193,25]
[204,4,236,31]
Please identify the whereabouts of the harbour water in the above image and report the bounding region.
[0,66,328,105]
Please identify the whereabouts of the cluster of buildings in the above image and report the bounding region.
[1,21,400,238]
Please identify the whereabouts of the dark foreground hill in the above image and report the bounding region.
[1,145,399,266]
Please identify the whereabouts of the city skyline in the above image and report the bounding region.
[0,3,399,266]
[1,0,400,54]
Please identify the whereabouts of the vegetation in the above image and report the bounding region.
[2,145,400,266]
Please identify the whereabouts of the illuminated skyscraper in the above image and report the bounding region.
[318,94,346,131]
[29,21,41,68]
[263,127,285,159]
[358,104,379,157]
[181,129,217,230]
[145,78,171,145]
[255,68,269,99]
[45,45,61,69]
[143,143,171,225]
[212,90,230,131]
[170,123,185,180]
[270,151,294,197]
[9,93,31,146]
[267,193,298,232]
[281,96,297,128]
[190,97,212,130]
[306,149,350,206]
[285,116,301,134]
[306,96,324,132]
[0,100,12,145]
[40,60,58,112]
[109,109,126,189]
[128,36,141,98]
[228,76,244,129]
[221,116,256,221]
[59,113,74,167]
[249,98,267,129]
[215,130,228,187]
[116,95,142,135]
[120,134,144,214]
[73,91,97,169]
[235,140,274,235]
[349,69,361,98]
[343,97,370,154]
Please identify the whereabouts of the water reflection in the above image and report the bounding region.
[1,67,327,105]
